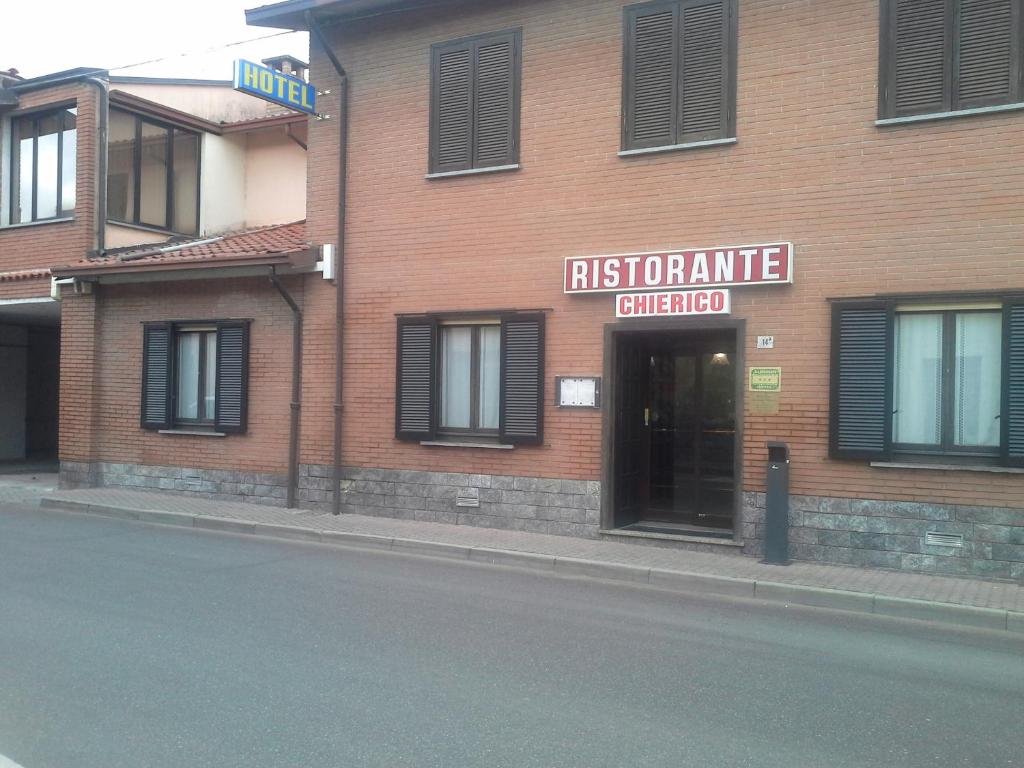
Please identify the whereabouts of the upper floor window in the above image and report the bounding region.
[622,0,737,152]
[879,0,1024,119]
[108,109,200,235]
[428,29,521,175]
[9,107,77,224]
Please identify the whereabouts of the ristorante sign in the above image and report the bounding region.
[563,242,794,294]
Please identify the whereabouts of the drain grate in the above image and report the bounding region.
[925,531,964,548]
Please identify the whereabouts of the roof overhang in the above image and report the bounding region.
[52,249,318,284]
[245,0,441,30]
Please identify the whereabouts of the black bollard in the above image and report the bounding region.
[762,441,791,565]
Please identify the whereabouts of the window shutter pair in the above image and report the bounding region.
[623,0,735,150]
[881,0,1022,117]
[830,300,1024,466]
[141,321,250,433]
[395,315,545,445]
[430,30,521,174]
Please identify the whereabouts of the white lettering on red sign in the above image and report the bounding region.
[615,289,732,319]
[564,243,793,293]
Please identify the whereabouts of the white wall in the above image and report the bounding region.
[0,325,28,460]
[112,83,272,124]
[199,133,248,235]
[243,125,307,227]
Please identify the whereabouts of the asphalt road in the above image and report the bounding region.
[0,503,1021,768]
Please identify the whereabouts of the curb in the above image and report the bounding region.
[39,496,1024,635]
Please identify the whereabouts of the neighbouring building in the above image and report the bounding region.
[39,0,1024,582]
[0,63,309,468]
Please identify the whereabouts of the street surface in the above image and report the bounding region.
[0,500,1021,768]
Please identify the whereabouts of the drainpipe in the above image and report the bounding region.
[83,77,109,256]
[270,268,303,509]
[306,11,349,516]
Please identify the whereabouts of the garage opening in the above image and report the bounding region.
[610,326,739,538]
[0,299,60,470]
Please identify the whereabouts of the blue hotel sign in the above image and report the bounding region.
[233,59,316,115]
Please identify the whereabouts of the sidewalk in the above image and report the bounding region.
[39,486,1024,634]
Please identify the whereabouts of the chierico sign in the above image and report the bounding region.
[233,59,316,115]
[616,289,731,318]
[564,243,793,294]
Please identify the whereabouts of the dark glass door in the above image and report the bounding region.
[614,331,736,534]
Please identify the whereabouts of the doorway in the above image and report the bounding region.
[607,325,740,538]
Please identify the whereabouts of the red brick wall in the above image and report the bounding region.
[61,277,302,473]
[0,83,98,285]
[298,0,1024,509]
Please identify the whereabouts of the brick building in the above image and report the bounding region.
[0,64,309,470]
[37,0,1024,581]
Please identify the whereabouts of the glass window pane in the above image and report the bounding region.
[139,121,169,228]
[204,333,217,421]
[478,326,500,430]
[11,117,33,224]
[441,326,472,429]
[172,131,199,234]
[107,110,136,222]
[60,110,77,213]
[35,114,60,219]
[176,333,200,420]
[954,313,1001,447]
[893,314,943,446]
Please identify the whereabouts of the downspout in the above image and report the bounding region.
[83,77,109,255]
[269,268,303,509]
[307,11,349,516]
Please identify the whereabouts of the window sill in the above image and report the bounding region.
[870,461,1024,474]
[107,219,197,237]
[425,164,520,180]
[420,440,515,450]
[618,137,737,158]
[875,101,1024,127]
[158,429,227,437]
[0,216,75,231]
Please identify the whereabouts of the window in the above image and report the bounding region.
[879,0,1024,119]
[830,300,1024,466]
[892,310,1001,453]
[440,324,501,433]
[429,30,521,174]
[9,107,77,224]
[622,0,737,152]
[175,328,218,425]
[141,321,249,434]
[108,109,200,234]
[396,314,545,445]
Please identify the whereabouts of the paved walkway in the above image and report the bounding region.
[35,486,1024,622]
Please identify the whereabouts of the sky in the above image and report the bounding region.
[2,0,309,80]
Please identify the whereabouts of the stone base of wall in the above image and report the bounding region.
[60,460,291,506]
[743,492,1024,580]
[60,461,1022,580]
[59,461,602,538]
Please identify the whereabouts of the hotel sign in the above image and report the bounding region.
[616,289,731,318]
[233,59,316,115]
[564,243,793,294]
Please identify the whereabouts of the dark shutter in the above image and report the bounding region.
[830,303,894,460]
[396,318,437,441]
[499,314,544,445]
[956,0,1018,108]
[679,0,731,142]
[431,42,473,173]
[884,0,951,117]
[473,33,519,168]
[1002,302,1024,466]
[141,322,172,430]
[430,30,521,174]
[624,3,678,149]
[214,321,249,434]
